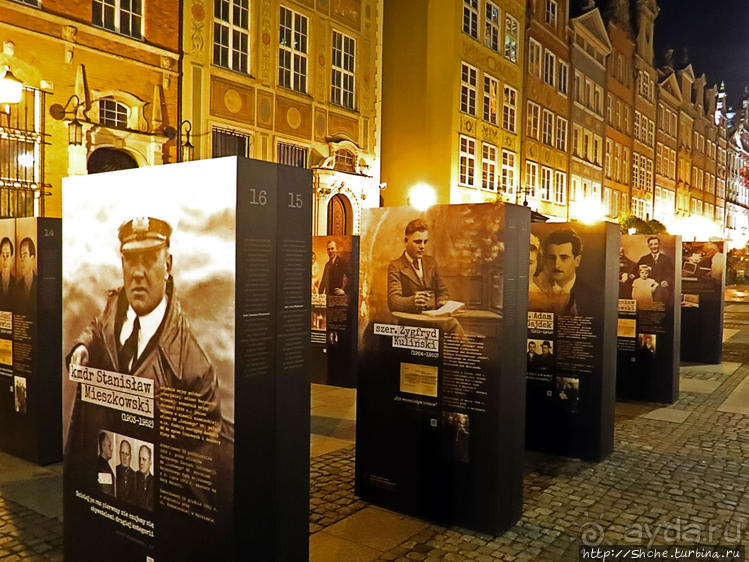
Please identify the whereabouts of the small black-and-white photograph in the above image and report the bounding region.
[13,376,27,414]
[442,411,470,463]
[638,333,656,355]
[527,338,554,372]
[96,430,155,511]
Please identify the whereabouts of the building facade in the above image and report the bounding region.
[522,0,571,220]
[181,0,381,236]
[0,0,181,218]
[380,0,526,207]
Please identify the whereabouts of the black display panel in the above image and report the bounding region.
[617,234,682,403]
[0,217,62,465]
[356,203,529,534]
[680,241,726,364]
[526,221,618,461]
[62,157,311,561]
[310,235,359,388]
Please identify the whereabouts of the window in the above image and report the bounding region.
[212,127,251,157]
[93,0,143,39]
[460,62,478,115]
[542,110,554,145]
[634,111,641,141]
[501,150,516,194]
[540,166,552,201]
[484,1,500,51]
[502,86,517,132]
[554,171,566,204]
[504,14,518,62]
[527,101,540,139]
[647,119,655,146]
[463,0,478,39]
[12,0,40,5]
[482,143,498,191]
[558,61,568,95]
[543,50,556,87]
[331,31,356,109]
[605,139,612,178]
[574,71,582,103]
[545,0,558,27]
[279,6,308,93]
[555,117,567,151]
[459,135,476,187]
[277,141,308,167]
[525,161,538,198]
[483,74,499,124]
[528,39,542,78]
[99,98,128,129]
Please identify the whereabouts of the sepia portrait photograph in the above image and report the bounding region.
[620,235,677,310]
[359,204,506,347]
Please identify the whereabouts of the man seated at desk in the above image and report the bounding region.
[387,218,448,314]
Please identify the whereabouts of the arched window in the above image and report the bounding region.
[99,98,129,129]
[334,149,356,173]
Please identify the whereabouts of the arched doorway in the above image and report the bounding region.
[327,193,353,235]
[87,148,138,174]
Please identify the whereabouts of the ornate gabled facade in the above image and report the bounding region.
[0,0,181,217]
[182,0,382,236]
[602,0,635,221]
[568,5,611,220]
[521,0,572,220]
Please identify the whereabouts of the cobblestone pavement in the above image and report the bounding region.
[4,302,749,561]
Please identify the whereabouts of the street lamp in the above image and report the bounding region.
[49,94,88,145]
[180,120,194,162]
[0,66,23,105]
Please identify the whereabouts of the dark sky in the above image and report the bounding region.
[654,0,749,110]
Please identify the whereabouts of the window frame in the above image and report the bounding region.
[484,1,500,51]
[459,135,477,187]
[503,13,519,63]
[331,29,356,109]
[460,62,478,116]
[481,142,498,192]
[92,0,144,39]
[278,5,309,93]
[502,85,517,133]
[463,0,479,39]
[501,149,516,195]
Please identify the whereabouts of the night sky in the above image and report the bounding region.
[654,0,749,110]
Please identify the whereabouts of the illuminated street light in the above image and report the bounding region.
[408,183,436,210]
[575,198,604,225]
[0,66,23,104]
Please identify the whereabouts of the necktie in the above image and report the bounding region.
[118,317,140,373]
[414,258,423,281]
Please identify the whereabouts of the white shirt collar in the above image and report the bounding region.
[120,297,168,359]
[553,274,576,294]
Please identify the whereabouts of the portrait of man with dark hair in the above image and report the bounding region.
[0,236,14,309]
[319,240,352,296]
[12,237,36,311]
[540,228,595,316]
[387,218,449,313]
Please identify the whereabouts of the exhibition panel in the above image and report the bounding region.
[62,157,311,562]
[0,217,62,465]
[680,241,726,365]
[356,203,530,534]
[526,222,619,461]
[617,234,682,403]
[310,235,359,388]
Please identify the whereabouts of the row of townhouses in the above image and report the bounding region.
[1,0,748,244]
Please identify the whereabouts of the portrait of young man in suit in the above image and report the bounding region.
[387,218,448,314]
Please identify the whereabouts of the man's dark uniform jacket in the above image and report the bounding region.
[135,470,154,511]
[319,255,352,294]
[0,275,14,310]
[96,455,115,496]
[65,280,223,510]
[387,253,448,313]
[115,463,136,504]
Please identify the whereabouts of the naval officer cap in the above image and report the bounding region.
[118,216,172,253]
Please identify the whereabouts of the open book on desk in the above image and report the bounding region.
[422,300,465,317]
